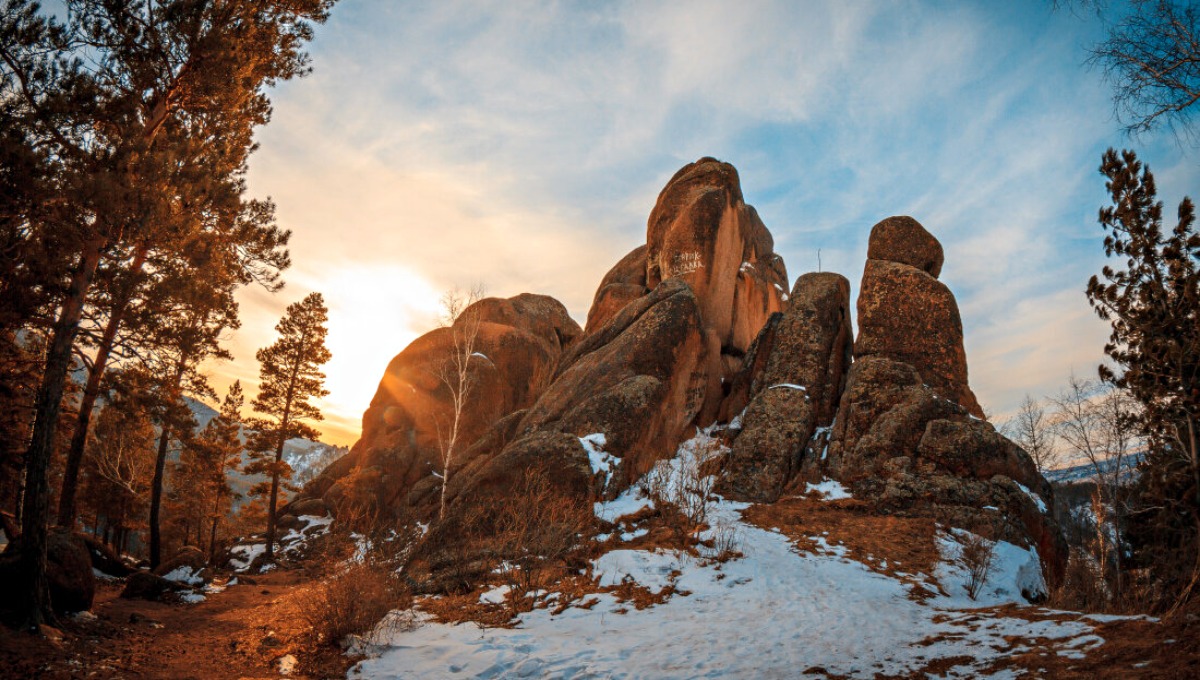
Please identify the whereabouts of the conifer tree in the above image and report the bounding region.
[1,0,336,626]
[246,293,330,562]
[1089,148,1200,607]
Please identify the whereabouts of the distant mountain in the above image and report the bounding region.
[1044,451,1144,486]
[183,397,348,509]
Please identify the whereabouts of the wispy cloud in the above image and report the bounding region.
[210,0,1200,444]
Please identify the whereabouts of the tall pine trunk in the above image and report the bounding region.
[57,245,148,528]
[18,235,106,627]
[149,359,187,569]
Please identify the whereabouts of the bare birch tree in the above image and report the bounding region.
[436,285,485,521]
[1003,394,1062,472]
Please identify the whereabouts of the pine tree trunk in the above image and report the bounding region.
[265,443,282,561]
[57,245,148,528]
[209,485,223,565]
[149,423,171,569]
[18,235,105,627]
[149,359,187,569]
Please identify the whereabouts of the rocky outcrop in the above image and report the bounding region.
[824,354,1064,581]
[718,273,853,502]
[585,245,649,334]
[517,279,710,485]
[302,293,581,517]
[584,158,788,424]
[854,217,982,418]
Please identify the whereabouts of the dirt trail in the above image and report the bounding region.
[0,571,352,680]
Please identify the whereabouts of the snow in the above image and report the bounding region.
[767,383,807,392]
[805,479,852,500]
[592,550,680,592]
[1014,481,1048,514]
[478,585,512,605]
[228,542,266,572]
[163,566,205,586]
[935,529,1047,604]
[356,430,1108,679]
[179,592,206,604]
[278,654,298,676]
[579,433,618,491]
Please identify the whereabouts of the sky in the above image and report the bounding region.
[205,0,1200,447]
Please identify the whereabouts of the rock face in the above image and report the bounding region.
[586,157,789,423]
[303,293,581,516]
[854,216,982,418]
[718,273,853,502]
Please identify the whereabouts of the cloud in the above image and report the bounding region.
[208,1,1200,445]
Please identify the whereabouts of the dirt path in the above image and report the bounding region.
[0,572,353,680]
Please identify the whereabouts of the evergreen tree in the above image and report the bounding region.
[1088,148,1200,609]
[0,0,335,626]
[245,293,330,562]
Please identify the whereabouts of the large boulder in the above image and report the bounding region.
[154,546,207,577]
[854,217,982,418]
[866,215,944,277]
[79,534,132,577]
[301,293,581,518]
[823,356,1065,583]
[643,157,787,360]
[121,571,191,602]
[718,386,814,502]
[718,273,853,501]
[581,158,789,426]
[0,529,95,615]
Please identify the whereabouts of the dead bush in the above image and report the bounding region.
[956,530,995,601]
[299,560,412,646]
[492,468,595,605]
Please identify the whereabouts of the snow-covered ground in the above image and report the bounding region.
[351,429,1123,679]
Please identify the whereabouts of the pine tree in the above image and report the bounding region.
[1088,148,1200,608]
[1,0,335,626]
[246,293,330,563]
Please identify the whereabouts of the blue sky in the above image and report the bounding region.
[212,0,1200,444]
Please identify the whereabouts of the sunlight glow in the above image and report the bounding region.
[306,264,443,445]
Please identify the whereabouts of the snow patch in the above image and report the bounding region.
[579,433,618,491]
[1014,481,1048,514]
[805,479,852,500]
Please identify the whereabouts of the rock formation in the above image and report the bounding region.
[718,272,853,502]
[854,216,982,418]
[299,293,581,517]
[292,162,1064,590]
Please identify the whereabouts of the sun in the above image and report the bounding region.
[309,264,444,445]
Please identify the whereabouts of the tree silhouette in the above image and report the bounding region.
[246,293,330,563]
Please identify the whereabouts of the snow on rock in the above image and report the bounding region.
[579,433,618,491]
[805,479,852,500]
[592,550,681,592]
[162,566,205,586]
[1014,481,1048,514]
[479,585,512,605]
[228,543,266,572]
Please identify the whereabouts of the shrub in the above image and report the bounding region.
[299,560,411,646]
[957,531,995,601]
